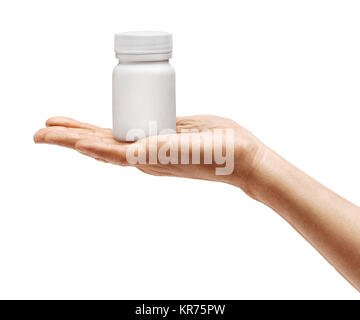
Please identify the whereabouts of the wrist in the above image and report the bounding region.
[232,143,283,203]
[244,146,277,201]
[224,130,270,198]
[244,145,299,208]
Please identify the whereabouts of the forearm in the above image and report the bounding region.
[244,147,360,290]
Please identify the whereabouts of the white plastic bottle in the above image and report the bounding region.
[112,31,176,141]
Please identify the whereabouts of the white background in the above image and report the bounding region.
[0,0,359,299]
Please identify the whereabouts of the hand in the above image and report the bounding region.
[34,115,265,195]
[34,115,360,291]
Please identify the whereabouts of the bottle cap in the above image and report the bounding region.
[115,31,172,60]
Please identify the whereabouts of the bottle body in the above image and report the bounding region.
[112,60,176,141]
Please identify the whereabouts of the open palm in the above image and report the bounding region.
[34,115,263,191]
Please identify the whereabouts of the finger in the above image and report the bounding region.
[34,127,86,148]
[34,126,102,148]
[75,139,129,165]
[46,116,102,130]
[33,128,48,143]
[176,116,199,132]
[34,126,113,147]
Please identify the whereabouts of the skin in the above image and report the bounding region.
[34,115,360,291]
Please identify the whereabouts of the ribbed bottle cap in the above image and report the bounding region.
[114,31,172,55]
